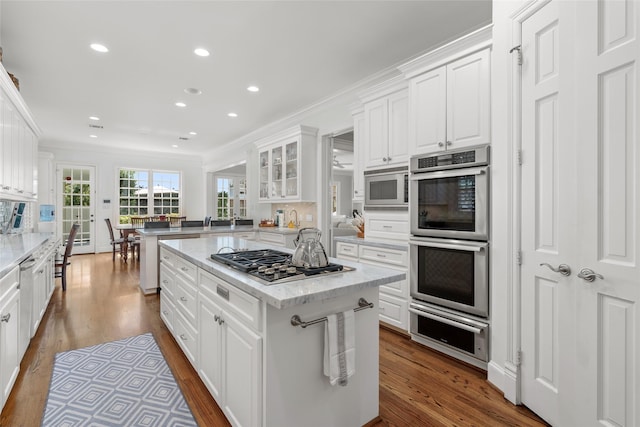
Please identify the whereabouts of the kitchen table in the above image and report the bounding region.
[114,223,142,263]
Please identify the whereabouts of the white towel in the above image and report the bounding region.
[323,310,355,386]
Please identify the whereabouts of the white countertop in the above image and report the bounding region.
[0,232,53,278]
[159,236,405,309]
[136,225,256,237]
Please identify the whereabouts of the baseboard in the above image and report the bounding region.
[487,360,520,405]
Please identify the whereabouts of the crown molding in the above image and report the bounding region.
[0,62,42,136]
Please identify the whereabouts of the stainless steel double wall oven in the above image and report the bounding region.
[408,145,490,367]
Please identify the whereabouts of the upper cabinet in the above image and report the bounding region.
[400,27,492,155]
[0,63,41,201]
[351,109,365,201]
[360,78,409,169]
[256,125,318,203]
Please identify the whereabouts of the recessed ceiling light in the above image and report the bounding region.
[89,116,100,121]
[89,134,98,138]
[175,102,186,108]
[184,87,202,95]
[172,144,179,148]
[247,86,260,92]
[189,131,197,135]
[227,112,238,118]
[90,43,109,53]
[194,48,210,57]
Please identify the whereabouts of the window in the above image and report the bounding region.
[118,169,181,223]
[216,176,247,219]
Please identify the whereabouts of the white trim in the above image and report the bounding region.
[357,75,408,104]
[0,62,42,136]
[254,125,318,149]
[398,25,493,79]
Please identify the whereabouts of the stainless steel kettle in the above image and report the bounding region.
[291,227,329,268]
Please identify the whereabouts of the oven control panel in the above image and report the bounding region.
[411,144,490,173]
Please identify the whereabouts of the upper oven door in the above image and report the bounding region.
[410,166,489,240]
[364,169,408,209]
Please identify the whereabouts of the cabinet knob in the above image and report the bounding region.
[179,334,187,341]
[438,142,444,147]
[446,141,452,146]
[180,296,187,302]
[1,313,11,323]
[387,157,392,162]
[382,157,388,162]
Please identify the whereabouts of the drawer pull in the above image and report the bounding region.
[162,280,169,284]
[180,296,188,302]
[382,225,392,229]
[1,313,11,323]
[179,334,187,341]
[377,254,387,258]
[162,310,169,315]
[181,267,189,272]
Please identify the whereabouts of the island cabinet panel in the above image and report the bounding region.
[0,268,20,410]
[198,270,263,427]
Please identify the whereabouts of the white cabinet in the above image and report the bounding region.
[409,48,490,154]
[335,240,409,332]
[352,110,365,200]
[258,231,297,249]
[364,211,409,243]
[198,270,262,427]
[0,63,40,201]
[257,125,318,202]
[0,266,20,410]
[38,152,55,206]
[362,87,409,169]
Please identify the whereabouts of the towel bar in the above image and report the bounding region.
[290,298,374,328]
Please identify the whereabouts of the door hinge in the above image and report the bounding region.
[516,251,522,265]
[510,45,523,66]
[517,149,523,166]
[515,350,522,366]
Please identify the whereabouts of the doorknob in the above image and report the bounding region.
[539,263,571,276]
[577,268,604,282]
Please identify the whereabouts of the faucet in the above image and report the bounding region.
[289,209,298,227]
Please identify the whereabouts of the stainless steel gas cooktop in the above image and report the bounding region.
[210,249,353,284]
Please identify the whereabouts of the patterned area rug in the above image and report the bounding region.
[41,333,197,426]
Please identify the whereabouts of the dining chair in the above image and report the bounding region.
[181,220,204,227]
[211,219,232,226]
[55,223,79,291]
[169,216,186,227]
[130,216,148,227]
[144,221,170,229]
[105,218,127,262]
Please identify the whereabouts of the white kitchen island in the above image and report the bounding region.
[158,236,405,427]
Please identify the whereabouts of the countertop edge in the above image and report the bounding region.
[0,233,54,278]
[333,235,408,251]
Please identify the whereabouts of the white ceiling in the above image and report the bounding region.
[0,1,491,157]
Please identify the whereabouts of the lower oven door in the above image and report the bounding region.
[409,300,489,365]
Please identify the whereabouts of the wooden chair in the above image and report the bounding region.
[105,218,127,262]
[130,216,148,227]
[169,216,186,227]
[55,223,79,291]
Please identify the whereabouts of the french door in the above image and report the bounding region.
[520,1,639,426]
[57,164,96,254]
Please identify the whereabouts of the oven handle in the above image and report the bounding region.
[410,239,485,252]
[410,166,487,180]
[409,307,483,334]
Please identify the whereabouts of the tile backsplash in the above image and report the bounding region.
[271,202,317,228]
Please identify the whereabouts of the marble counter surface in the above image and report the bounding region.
[256,226,300,235]
[333,235,408,251]
[159,236,405,309]
[136,225,256,237]
[0,232,53,278]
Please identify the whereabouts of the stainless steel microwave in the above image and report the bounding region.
[364,166,408,209]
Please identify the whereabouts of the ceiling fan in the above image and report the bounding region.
[333,155,352,169]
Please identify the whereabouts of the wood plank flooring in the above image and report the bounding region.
[0,253,548,427]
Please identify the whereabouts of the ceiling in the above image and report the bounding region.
[1,1,492,157]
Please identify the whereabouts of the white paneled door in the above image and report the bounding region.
[57,165,96,254]
[520,1,639,426]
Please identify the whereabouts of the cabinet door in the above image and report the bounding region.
[0,291,20,408]
[198,293,223,402]
[283,140,298,199]
[12,112,23,193]
[352,112,365,200]
[2,99,14,192]
[387,90,409,165]
[409,66,447,154]
[446,48,490,149]
[258,149,270,200]
[363,97,389,168]
[271,145,284,198]
[223,312,262,427]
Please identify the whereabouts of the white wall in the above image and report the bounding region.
[40,144,204,253]
[332,170,353,217]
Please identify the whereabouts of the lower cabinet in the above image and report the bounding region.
[258,231,296,249]
[336,240,409,332]
[198,270,262,427]
[0,267,20,410]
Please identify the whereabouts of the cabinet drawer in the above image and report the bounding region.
[199,270,262,332]
[359,245,407,268]
[368,218,408,235]
[159,264,175,299]
[336,242,358,260]
[379,278,408,298]
[379,293,409,331]
[175,310,198,367]
[0,266,19,300]
[259,231,285,246]
[159,248,177,269]
[234,231,256,240]
[175,274,197,327]
[174,256,197,284]
[160,292,175,333]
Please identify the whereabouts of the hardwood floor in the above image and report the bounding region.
[1,252,547,427]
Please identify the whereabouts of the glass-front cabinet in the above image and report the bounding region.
[256,125,317,203]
